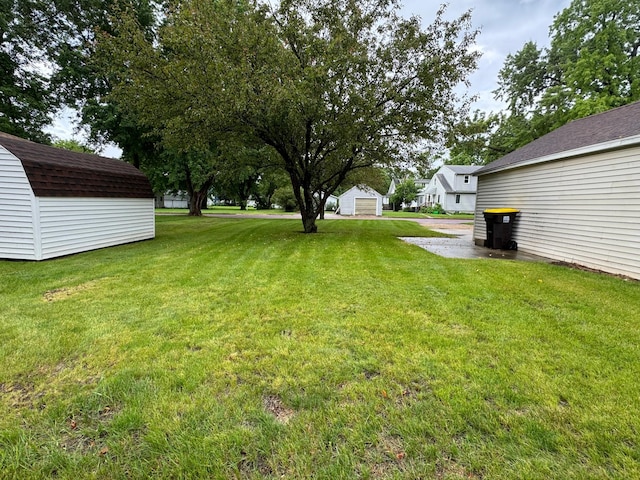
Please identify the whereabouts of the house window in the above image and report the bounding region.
[455,194,461,204]
[464,175,470,184]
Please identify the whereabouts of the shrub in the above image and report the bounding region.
[272,187,299,212]
[420,203,445,214]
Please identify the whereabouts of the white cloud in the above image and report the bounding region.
[401,0,570,114]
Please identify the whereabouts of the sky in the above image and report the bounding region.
[45,0,572,159]
[400,0,571,112]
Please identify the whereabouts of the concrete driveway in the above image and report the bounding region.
[399,220,548,262]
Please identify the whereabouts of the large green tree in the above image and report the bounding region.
[212,144,280,210]
[390,178,419,211]
[494,0,640,147]
[451,0,640,163]
[0,0,158,142]
[101,0,479,233]
[0,0,61,141]
[52,138,96,153]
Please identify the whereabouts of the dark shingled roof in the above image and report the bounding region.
[0,132,154,198]
[435,173,453,193]
[476,100,640,175]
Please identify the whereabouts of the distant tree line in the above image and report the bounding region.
[447,0,640,166]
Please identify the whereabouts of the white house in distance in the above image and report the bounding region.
[385,178,429,208]
[423,165,482,213]
[325,194,339,210]
[337,185,383,216]
[0,132,155,260]
[156,192,190,209]
[473,100,640,280]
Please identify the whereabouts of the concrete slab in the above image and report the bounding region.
[400,225,550,262]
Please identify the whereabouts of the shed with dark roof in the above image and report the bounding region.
[0,132,155,260]
[472,101,640,279]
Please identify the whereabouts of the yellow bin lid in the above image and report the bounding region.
[484,208,519,213]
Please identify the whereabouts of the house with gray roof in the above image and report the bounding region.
[0,132,155,260]
[423,165,482,213]
[473,100,640,279]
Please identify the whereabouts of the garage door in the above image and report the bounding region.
[354,198,377,215]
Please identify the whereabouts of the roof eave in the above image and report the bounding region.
[476,133,640,176]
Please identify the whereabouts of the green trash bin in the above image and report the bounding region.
[483,208,519,249]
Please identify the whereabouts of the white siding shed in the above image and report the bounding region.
[0,132,155,260]
[338,185,383,216]
[473,101,640,280]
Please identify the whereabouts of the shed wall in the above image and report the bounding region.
[474,146,640,279]
[38,198,155,260]
[339,187,382,216]
[0,146,37,260]
[339,188,357,215]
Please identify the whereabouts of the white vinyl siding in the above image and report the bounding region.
[443,192,476,213]
[38,198,155,259]
[0,147,37,260]
[474,146,640,279]
[456,193,477,213]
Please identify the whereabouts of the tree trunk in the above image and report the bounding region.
[302,212,318,233]
[188,192,205,216]
[295,184,320,233]
[185,168,213,216]
[318,194,328,220]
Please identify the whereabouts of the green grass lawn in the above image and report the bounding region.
[1,216,639,479]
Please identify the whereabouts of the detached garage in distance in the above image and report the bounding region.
[473,101,640,280]
[0,132,155,260]
[337,185,383,216]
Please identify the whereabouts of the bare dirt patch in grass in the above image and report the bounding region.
[0,380,42,408]
[43,279,108,302]
[436,455,481,479]
[1,361,102,410]
[263,395,295,424]
[238,451,274,477]
[60,405,120,455]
